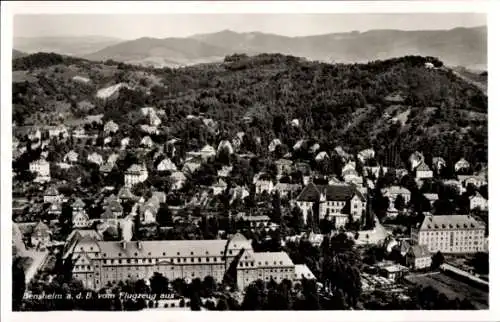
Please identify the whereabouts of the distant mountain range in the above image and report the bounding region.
[13,35,123,57]
[14,26,487,69]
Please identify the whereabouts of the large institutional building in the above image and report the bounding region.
[63,227,304,291]
[411,214,486,254]
[296,183,366,227]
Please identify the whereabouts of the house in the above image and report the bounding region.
[395,168,409,179]
[117,186,137,203]
[72,198,89,228]
[169,171,187,190]
[124,164,148,187]
[343,171,363,186]
[268,139,282,153]
[149,113,162,127]
[296,183,366,226]
[469,193,488,211]
[382,186,411,210]
[105,199,124,218]
[406,245,432,270]
[409,151,424,171]
[101,208,119,227]
[140,195,162,224]
[157,158,177,172]
[415,162,433,179]
[99,163,114,174]
[291,119,300,127]
[357,148,375,163]
[217,165,233,178]
[212,179,228,195]
[293,139,306,151]
[315,151,329,162]
[48,125,69,138]
[442,179,466,195]
[141,136,154,148]
[44,185,62,204]
[107,153,120,165]
[457,175,487,189]
[104,120,119,135]
[255,179,274,194]
[29,159,51,182]
[275,159,293,178]
[141,107,156,117]
[363,166,388,180]
[455,158,470,173]
[217,140,234,155]
[182,160,202,174]
[309,143,320,154]
[231,132,245,151]
[274,183,302,199]
[334,146,352,162]
[202,118,217,130]
[423,193,439,206]
[87,152,104,166]
[28,128,42,141]
[72,126,86,138]
[377,263,409,280]
[140,124,159,135]
[48,202,62,216]
[230,186,250,204]
[342,161,357,175]
[121,137,130,150]
[31,221,51,249]
[432,157,447,173]
[236,214,271,229]
[294,264,316,282]
[200,145,216,160]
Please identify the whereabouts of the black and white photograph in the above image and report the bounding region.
[1,1,496,319]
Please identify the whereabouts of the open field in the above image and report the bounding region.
[405,272,488,309]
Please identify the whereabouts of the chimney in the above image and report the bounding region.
[137,241,142,249]
[121,240,127,249]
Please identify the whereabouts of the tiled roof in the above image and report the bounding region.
[419,215,485,231]
[95,238,252,259]
[382,186,411,196]
[33,221,50,234]
[415,162,431,171]
[72,198,85,208]
[45,185,59,196]
[296,183,363,202]
[253,252,294,267]
[294,264,316,280]
[408,245,431,258]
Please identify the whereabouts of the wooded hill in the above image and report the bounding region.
[12,52,487,168]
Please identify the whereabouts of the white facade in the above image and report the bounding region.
[411,215,486,254]
[124,164,149,187]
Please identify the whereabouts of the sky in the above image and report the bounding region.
[13,13,486,39]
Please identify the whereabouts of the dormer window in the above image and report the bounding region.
[190,252,194,255]
[163,252,166,256]
[177,252,180,256]
[134,252,138,256]
[118,253,122,257]
[148,252,151,256]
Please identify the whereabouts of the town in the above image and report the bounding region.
[12,98,489,310]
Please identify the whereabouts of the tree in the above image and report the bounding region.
[190,292,202,311]
[202,276,217,297]
[394,194,405,211]
[156,205,173,227]
[469,252,489,275]
[431,251,445,269]
[12,257,26,311]
[150,272,169,298]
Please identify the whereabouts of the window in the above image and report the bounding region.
[198,258,202,263]
[177,258,181,263]
[118,259,122,264]
[148,252,151,256]
[103,253,107,257]
[177,252,180,255]
[148,259,152,263]
[118,253,122,257]
[191,258,194,263]
[183,258,187,262]
[127,259,131,263]
[163,252,166,256]
[191,252,194,255]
